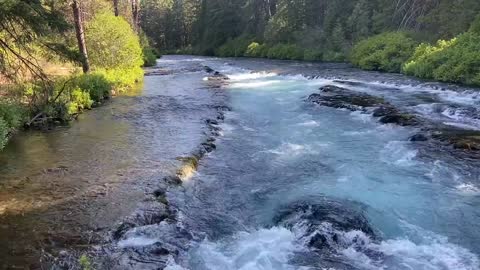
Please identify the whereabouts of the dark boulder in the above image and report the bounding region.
[207,71,229,81]
[379,113,418,126]
[372,106,397,117]
[206,119,219,125]
[308,85,386,111]
[274,199,377,246]
[204,66,214,73]
[202,142,216,153]
[409,134,429,142]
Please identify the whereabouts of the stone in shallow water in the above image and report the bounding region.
[379,113,418,126]
[410,134,429,142]
[307,85,386,111]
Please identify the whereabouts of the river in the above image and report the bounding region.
[1,55,479,270]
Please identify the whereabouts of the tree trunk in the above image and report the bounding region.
[71,0,90,73]
[131,0,139,32]
[113,0,119,16]
[268,0,277,17]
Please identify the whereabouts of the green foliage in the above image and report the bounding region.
[245,42,269,58]
[469,15,480,34]
[0,102,26,150]
[266,44,304,60]
[0,102,25,130]
[86,12,144,69]
[303,49,323,61]
[351,32,417,72]
[67,87,94,115]
[0,118,8,150]
[403,31,480,85]
[139,33,158,67]
[79,254,92,270]
[97,67,144,93]
[85,12,144,92]
[143,47,158,67]
[74,73,112,103]
[216,37,252,57]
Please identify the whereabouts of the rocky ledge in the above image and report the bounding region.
[307,85,479,153]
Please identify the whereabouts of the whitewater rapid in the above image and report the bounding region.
[116,56,480,270]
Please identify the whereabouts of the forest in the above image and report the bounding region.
[141,0,480,83]
[0,0,157,150]
[1,0,480,151]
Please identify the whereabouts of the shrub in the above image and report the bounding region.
[67,87,93,115]
[266,44,304,60]
[0,102,26,150]
[0,102,25,129]
[143,47,157,67]
[86,12,143,69]
[245,42,269,58]
[351,32,417,72]
[323,50,347,62]
[303,49,323,61]
[74,73,111,102]
[403,31,480,85]
[216,37,252,57]
[85,12,144,91]
[0,118,8,150]
[97,66,144,93]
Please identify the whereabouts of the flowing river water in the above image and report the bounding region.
[1,56,480,270]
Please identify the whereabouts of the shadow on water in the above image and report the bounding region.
[0,58,227,268]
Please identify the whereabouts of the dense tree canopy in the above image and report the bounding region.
[140,0,480,59]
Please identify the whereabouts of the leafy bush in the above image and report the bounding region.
[266,44,304,60]
[143,47,157,67]
[86,12,143,69]
[245,42,269,58]
[0,118,8,150]
[0,102,26,150]
[97,67,144,92]
[0,102,25,129]
[304,49,323,61]
[351,32,417,72]
[403,32,480,85]
[85,12,144,91]
[216,37,252,57]
[74,73,111,102]
[67,87,94,115]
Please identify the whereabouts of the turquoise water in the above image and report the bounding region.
[165,59,480,270]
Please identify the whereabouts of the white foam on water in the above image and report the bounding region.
[117,236,157,248]
[380,141,418,167]
[297,120,320,127]
[455,183,480,196]
[443,121,480,130]
[231,80,285,88]
[267,143,322,158]
[350,111,374,123]
[165,256,189,270]
[227,72,278,81]
[298,221,479,270]
[342,130,374,136]
[192,227,301,270]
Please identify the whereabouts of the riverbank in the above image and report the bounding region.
[172,20,480,89]
[0,57,229,268]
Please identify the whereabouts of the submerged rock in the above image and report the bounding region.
[372,105,397,117]
[308,85,386,111]
[432,129,480,151]
[379,113,418,126]
[409,134,429,142]
[204,66,214,73]
[206,71,229,81]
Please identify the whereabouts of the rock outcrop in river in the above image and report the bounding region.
[307,85,480,155]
